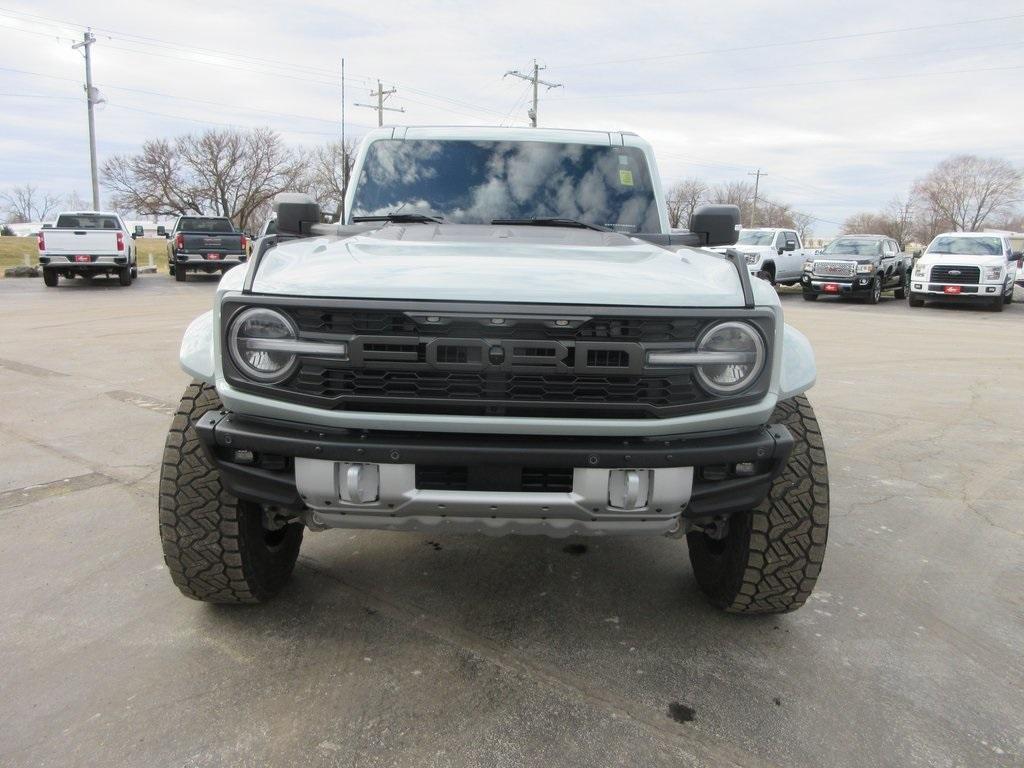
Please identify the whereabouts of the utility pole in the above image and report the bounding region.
[504,60,562,127]
[340,57,346,223]
[747,168,767,227]
[72,30,100,210]
[354,80,404,127]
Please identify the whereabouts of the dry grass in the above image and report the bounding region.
[1,236,169,274]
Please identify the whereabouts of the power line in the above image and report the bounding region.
[558,12,1024,70]
[503,60,561,127]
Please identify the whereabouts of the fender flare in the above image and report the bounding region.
[778,323,816,400]
[179,310,216,383]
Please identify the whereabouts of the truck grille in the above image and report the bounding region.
[929,265,980,285]
[223,302,773,420]
[812,260,856,278]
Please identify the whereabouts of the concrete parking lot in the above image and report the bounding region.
[0,274,1021,768]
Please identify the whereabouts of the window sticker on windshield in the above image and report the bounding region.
[619,169,634,186]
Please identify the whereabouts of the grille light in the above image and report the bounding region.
[693,321,766,395]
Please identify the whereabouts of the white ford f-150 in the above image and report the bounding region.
[38,211,141,287]
[161,126,829,615]
[712,227,813,285]
[909,231,1019,311]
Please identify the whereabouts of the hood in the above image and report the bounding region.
[247,224,748,307]
[917,251,1006,267]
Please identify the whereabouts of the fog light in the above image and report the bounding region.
[914,284,922,289]
[231,449,255,465]
[986,287,996,293]
[338,463,380,504]
[608,469,651,510]
[734,462,757,477]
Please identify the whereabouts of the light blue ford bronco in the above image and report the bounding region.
[160,126,829,613]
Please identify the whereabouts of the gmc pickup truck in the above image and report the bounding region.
[160,126,829,614]
[711,227,813,285]
[38,211,140,287]
[160,216,248,282]
[801,234,911,303]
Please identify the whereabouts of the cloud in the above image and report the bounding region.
[2,0,1024,234]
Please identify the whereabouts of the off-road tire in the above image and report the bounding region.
[801,291,818,301]
[687,395,829,614]
[175,266,187,282]
[159,382,303,603]
[42,269,58,287]
[118,267,132,286]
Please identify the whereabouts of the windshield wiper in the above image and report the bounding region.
[352,213,444,224]
[491,217,611,232]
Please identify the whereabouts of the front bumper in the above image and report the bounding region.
[800,274,875,295]
[195,411,793,536]
[909,281,1002,301]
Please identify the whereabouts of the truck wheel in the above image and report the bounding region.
[42,269,58,287]
[175,266,187,282]
[894,271,909,300]
[990,296,1005,312]
[865,277,881,304]
[118,267,132,286]
[1003,285,1014,305]
[801,291,818,302]
[687,395,829,614]
[908,294,925,307]
[159,382,303,603]
[755,266,775,285]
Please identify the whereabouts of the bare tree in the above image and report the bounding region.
[303,140,358,220]
[885,196,916,249]
[1,184,62,223]
[102,127,306,231]
[791,211,814,241]
[665,178,708,229]
[912,154,1023,232]
[842,212,890,235]
[65,190,90,211]
[709,180,756,225]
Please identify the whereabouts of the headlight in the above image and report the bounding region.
[694,321,766,395]
[744,253,759,265]
[803,260,814,272]
[856,263,875,273]
[228,307,299,382]
[983,266,1002,282]
[913,263,927,278]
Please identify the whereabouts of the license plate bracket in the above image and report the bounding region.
[74,254,91,263]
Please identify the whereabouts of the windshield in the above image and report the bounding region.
[735,230,776,246]
[823,238,882,256]
[178,217,234,233]
[349,139,660,233]
[55,214,120,230]
[927,236,1002,256]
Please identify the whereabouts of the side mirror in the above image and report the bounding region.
[689,204,740,247]
[1010,251,1022,261]
[156,225,166,237]
[132,225,144,238]
[784,239,797,252]
[274,192,322,236]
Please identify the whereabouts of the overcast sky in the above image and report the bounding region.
[2,0,1023,235]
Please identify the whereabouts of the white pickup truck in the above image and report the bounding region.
[38,211,140,287]
[909,232,1019,311]
[712,227,813,285]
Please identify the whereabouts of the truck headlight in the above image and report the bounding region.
[983,266,1002,282]
[913,263,927,278]
[228,307,299,382]
[803,260,813,272]
[744,253,759,265]
[856,263,875,273]
[695,321,766,395]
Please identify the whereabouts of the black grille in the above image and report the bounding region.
[224,303,773,420]
[289,308,706,342]
[290,366,701,418]
[415,465,573,492]
[930,265,980,284]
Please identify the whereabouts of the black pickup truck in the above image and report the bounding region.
[160,216,248,282]
[801,234,912,304]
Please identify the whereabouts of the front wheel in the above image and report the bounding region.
[159,382,304,602]
[801,291,818,301]
[687,395,829,613]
